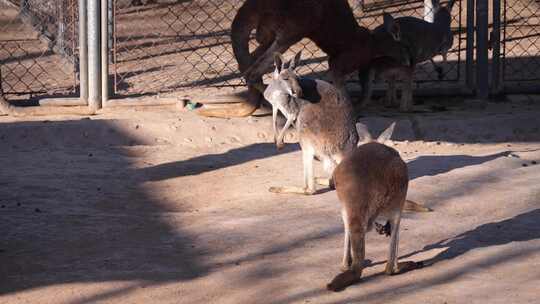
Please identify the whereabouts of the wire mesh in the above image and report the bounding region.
[111,0,465,96]
[0,0,79,99]
[502,0,540,81]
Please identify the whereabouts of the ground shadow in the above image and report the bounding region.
[407,151,511,180]
[141,142,299,182]
[0,119,209,299]
[419,208,540,265]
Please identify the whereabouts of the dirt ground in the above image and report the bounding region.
[1,96,540,304]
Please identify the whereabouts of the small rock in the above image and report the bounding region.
[35,208,42,213]
[257,132,267,139]
[184,138,193,143]
[436,141,441,145]
[211,126,217,131]
[88,153,93,157]
[532,161,537,165]
[97,187,101,191]
[205,137,213,143]
[229,136,241,143]
[1,205,5,208]
[522,163,528,167]
[17,202,21,207]
[135,124,140,130]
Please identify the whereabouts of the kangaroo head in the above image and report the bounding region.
[263,51,303,149]
[383,13,401,41]
[356,122,396,146]
[433,0,455,26]
[265,51,303,100]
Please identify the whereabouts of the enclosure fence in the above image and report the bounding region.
[0,0,538,109]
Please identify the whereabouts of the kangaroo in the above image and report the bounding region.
[359,56,414,112]
[360,0,456,111]
[382,0,456,76]
[327,122,424,292]
[265,52,431,215]
[195,0,406,118]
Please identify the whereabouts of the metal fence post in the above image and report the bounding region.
[491,0,501,94]
[79,0,88,102]
[424,0,434,22]
[476,0,489,99]
[88,0,102,110]
[101,0,109,105]
[466,0,475,90]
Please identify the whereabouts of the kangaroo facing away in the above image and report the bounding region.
[360,0,456,111]
[195,0,405,118]
[327,123,424,292]
[264,52,431,215]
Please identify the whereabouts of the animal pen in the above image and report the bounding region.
[0,0,538,112]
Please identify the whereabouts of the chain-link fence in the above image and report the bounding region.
[110,0,465,96]
[502,0,540,81]
[0,0,537,102]
[0,0,79,100]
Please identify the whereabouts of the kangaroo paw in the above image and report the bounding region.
[375,221,391,237]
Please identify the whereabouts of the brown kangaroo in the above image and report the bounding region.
[327,122,424,292]
[195,0,405,118]
[264,52,431,217]
[359,0,456,111]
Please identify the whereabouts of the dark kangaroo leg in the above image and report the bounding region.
[195,40,276,118]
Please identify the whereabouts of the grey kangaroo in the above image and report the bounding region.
[264,52,431,214]
[195,0,406,118]
[327,122,424,292]
[361,0,456,111]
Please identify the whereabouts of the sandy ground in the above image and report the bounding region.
[1,96,540,303]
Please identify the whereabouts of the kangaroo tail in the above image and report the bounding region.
[231,1,259,73]
[0,93,94,117]
[404,200,433,212]
[194,2,261,118]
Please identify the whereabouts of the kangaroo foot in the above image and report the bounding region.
[315,177,335,190]
[327,270,362,292]
[385,261,424,276]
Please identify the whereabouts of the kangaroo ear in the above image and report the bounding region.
[289,51,302,70]
[356,122,373,145]
[273,52,284,71]
[377,122,396,144]
[383,13,400,41]
[431,0,441,11]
